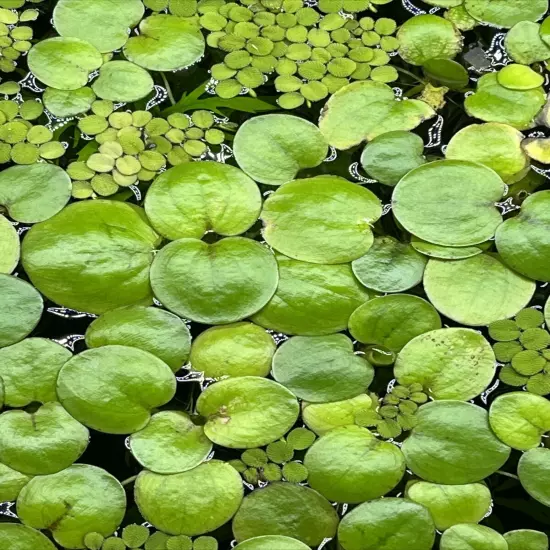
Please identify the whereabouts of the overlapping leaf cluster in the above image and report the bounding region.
[2,1,550,550]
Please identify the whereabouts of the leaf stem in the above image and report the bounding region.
[395,66,426,84]
[496,470,519,480]
[161,73,176,106]
[121,475,139,487]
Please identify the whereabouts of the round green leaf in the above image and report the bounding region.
[352,236,427,292]
[272,334,374,402]
[519,447,550,506]
[22,200,161,314]
[92,61,154,102]
[135,461,243,535]
[43,87,96,118]
[0,462,31,502]
[144,161,261,241]
[445,123,529,182]
[0,276,42,349]
[196,376,299,448]
[394,328,496,400]
[401,401,511,484]
[546,296,550,328]
[0,214,19,274]
[123,15,205,71]
[150,237,278,324]
[440,524,508,550]
[423,58,469,89]
[234,536,310,550]
[28,37,103,91]
[360,131,426,186]
[496,190,550,282]
[319,80,435,149]
[406,481,492,531]
[423,254,536,325]
[129,411,212,474]
[392,160,505,247]
[0,338,71,407]
[464,0,548,28]
[522,137,550,164]
[85,305,191,372]
[0,164,71,223]
[464,73,545,130]
[349,294,441,352]
[498,64,545,91]
[189,322,275,378]
[18,465,125,549]
[53,0,144,53]
[232,482,338,546]
[0,524,56,550]
[303,393,373,435]
[397,15,462,66]
[489,392,550,450]
[233,114,328,186]
[251,254,370,336]
[410,236,490,260]
[304,425,405,503]
[0,402,89,475]
[261,176,381,264]
[505,530,549,550]
[338,498,435,550]
[505,21,550,64]
[57,345,176,434]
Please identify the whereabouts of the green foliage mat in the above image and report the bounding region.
[0,1,550,549]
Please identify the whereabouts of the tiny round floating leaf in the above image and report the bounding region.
[440,524,508,550]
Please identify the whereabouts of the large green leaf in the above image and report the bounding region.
[197,376,299,448]
[464,0,548,28]
[123,15,205,71]
[53,0,144,53]
[0,215,19,274]
[150,237,278,324]
[22,200,161,314]
[91,60,154,103]
[135,461,243,535]
[144,161,261,241]
[0,524,56,550]
[17,464,126,549]
[0,164,71,223]
[233,114,328,186]
[57,345,176,434]
[261,176,382,264]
